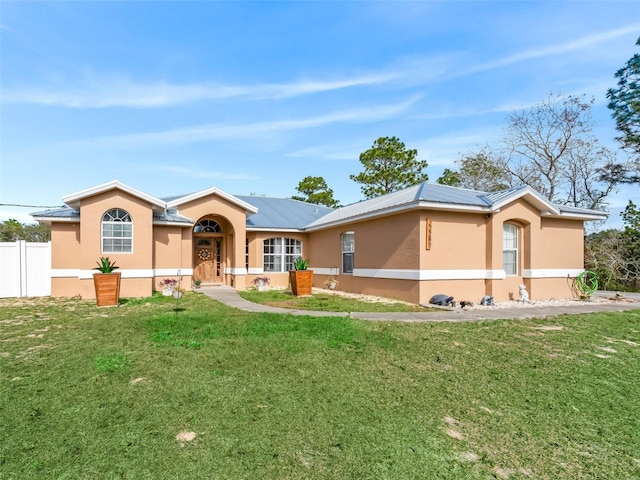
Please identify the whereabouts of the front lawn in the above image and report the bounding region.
[238,289,431,312]
[1,293,639,479]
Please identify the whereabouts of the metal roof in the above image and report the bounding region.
[305,182,606,230]
[152,211,194,225]
[32,181,607,229]
[31,207,80,222]
[237,195,333,230]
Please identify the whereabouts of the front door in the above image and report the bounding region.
[193,237,223,284]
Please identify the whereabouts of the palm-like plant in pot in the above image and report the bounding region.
[289,257,313,296]
[93,257,121,306]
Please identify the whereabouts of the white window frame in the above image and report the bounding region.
[263,238,302,272]
[503,223,518,276]
[101,208,133,254]
[342,232,355,274]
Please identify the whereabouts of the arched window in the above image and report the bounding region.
[263,238,302,272]
[102,208,133,253]
[503,224,518,276]
[342,232,355,274]
[194,219,223,233]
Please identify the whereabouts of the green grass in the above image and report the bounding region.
[1,293,640,479]
[238,289,433,312]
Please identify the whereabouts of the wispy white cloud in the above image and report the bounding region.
[1,72,399,108]
[457,23,640,77]
[3,23,635,110]
[57,97,420,148]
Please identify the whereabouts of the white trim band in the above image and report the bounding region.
[353,268,506,280]
[522,269,583,278]
[53,268,194,279]
[224,267,247,275]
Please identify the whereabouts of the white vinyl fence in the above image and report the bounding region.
[0,241,51,298]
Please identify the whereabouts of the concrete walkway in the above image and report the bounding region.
[199,286,640,322]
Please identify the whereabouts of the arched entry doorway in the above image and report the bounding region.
[193,219,224,284]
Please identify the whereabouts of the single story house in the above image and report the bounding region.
[32,179,607,304]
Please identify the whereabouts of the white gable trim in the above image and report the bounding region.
[490,186,560,215]
[167,187,258,214]
[62,180,166,209]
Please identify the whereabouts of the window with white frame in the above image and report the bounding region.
[263,238,302,272]
[342,232,355,274]
[102,208,133,253]
[194,219,223,233]
[503,223,518,276]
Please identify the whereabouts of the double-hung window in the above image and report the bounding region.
[503,224,518,276]
[102,208,133,253]
[342,232,355,274]
[263,238,302,272]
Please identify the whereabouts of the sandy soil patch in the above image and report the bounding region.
[176,431,196,444]
[531,325,564,331]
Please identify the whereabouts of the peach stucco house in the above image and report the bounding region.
[32,179,607,304]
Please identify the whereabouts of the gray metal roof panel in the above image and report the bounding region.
[31,207,80,218]
[416,183,491,206]
[306,182,495,229]
[152,211,194,224]
[237,196,333,229]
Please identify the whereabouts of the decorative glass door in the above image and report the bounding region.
[193,237,223,284]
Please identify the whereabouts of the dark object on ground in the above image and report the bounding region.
[429,294,456,307]
[460,300,474,308]
[480,295,494,306]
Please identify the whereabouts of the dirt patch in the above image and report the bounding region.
[443,416,464,440]
[493,467,516,479]
[17,344,53,358]
[598,346,617,353]
[459,451,479,462]
[531,325,563,331]
[176,431,196,444]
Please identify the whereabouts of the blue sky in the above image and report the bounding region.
[1,1,639,229]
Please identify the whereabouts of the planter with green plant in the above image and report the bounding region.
[289,257,313,296]
[93,257,121,307]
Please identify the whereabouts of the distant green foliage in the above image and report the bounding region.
[585,200,640,291]
[435,168,460,187]
[0,219,51,242]
[291,175,340,207]
[350,136,428,199]
[436,150,511,192]
[607,36,640,162]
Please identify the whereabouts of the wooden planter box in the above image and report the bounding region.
[93,272,121,307]
[289,270,313,296]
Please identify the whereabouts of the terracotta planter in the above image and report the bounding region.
[289,270,313,296]
[93,272,121,307]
